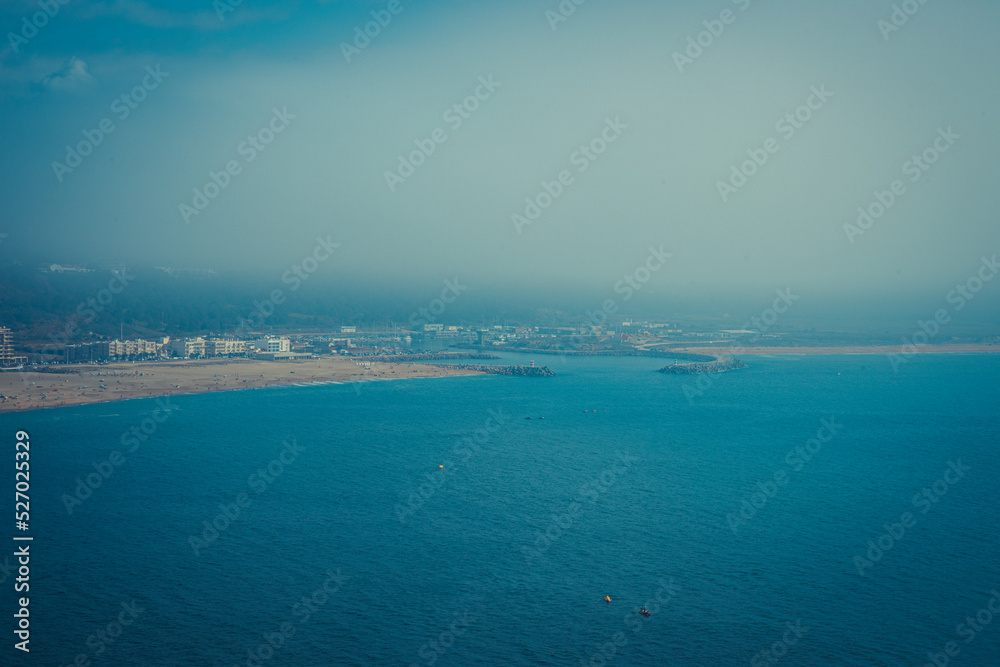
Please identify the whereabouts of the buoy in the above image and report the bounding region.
[439,465,444,469]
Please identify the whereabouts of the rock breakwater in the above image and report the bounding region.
[435,364,555,377]
[658,357,745,374]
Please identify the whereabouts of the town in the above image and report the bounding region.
[0,319,782,369]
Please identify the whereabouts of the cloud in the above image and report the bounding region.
[40,57,95,92]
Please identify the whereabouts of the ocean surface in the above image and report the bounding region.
[2,352,999,666]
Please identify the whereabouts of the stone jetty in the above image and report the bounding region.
[355,352,500,362]
[433,364,555,377]
[658,356,745,374]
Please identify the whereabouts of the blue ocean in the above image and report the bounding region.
[3,353,999,666]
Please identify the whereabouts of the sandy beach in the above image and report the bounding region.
[0,357,482,413]
[678,344,1000,355]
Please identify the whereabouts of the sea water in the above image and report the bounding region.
[2,352,998,665]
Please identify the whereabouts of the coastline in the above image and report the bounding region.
[677,344,1000,355]
[0,357,483,414]
[3,343,997,413]
[490,343,999,357]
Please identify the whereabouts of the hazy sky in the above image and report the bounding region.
[1,0,998,313]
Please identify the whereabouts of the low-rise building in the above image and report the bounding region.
[253,351,311,361]
[205,339,248,357]
[265,337,290,353]
[169,337,206,358]
[64,338,163,362]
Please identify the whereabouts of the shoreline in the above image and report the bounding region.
[486,343,999,357]
[679,344,1000,355]
[3,344,997,413]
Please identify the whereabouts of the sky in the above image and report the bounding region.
[1,0,998,321]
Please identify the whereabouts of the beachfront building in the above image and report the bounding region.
[105,339,162,358]
[253,350,310,361]
[65,338,165,362]
[0,326,27,370]
[205,339,248,357]
[169,337,206,358]
[264,337,291,353]
[108,339,160,357]
[0,327,13,366]
[64,343,93,363]
[253,337,308,361]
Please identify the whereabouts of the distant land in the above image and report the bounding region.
[2,339,996,412]
[0,262,996,395]
[1,263,997,351]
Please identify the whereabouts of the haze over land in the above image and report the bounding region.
[1,0,998,328]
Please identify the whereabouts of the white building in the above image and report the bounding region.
[169,337,206,358]
[205,339,248,357]
[266,337,290,353]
